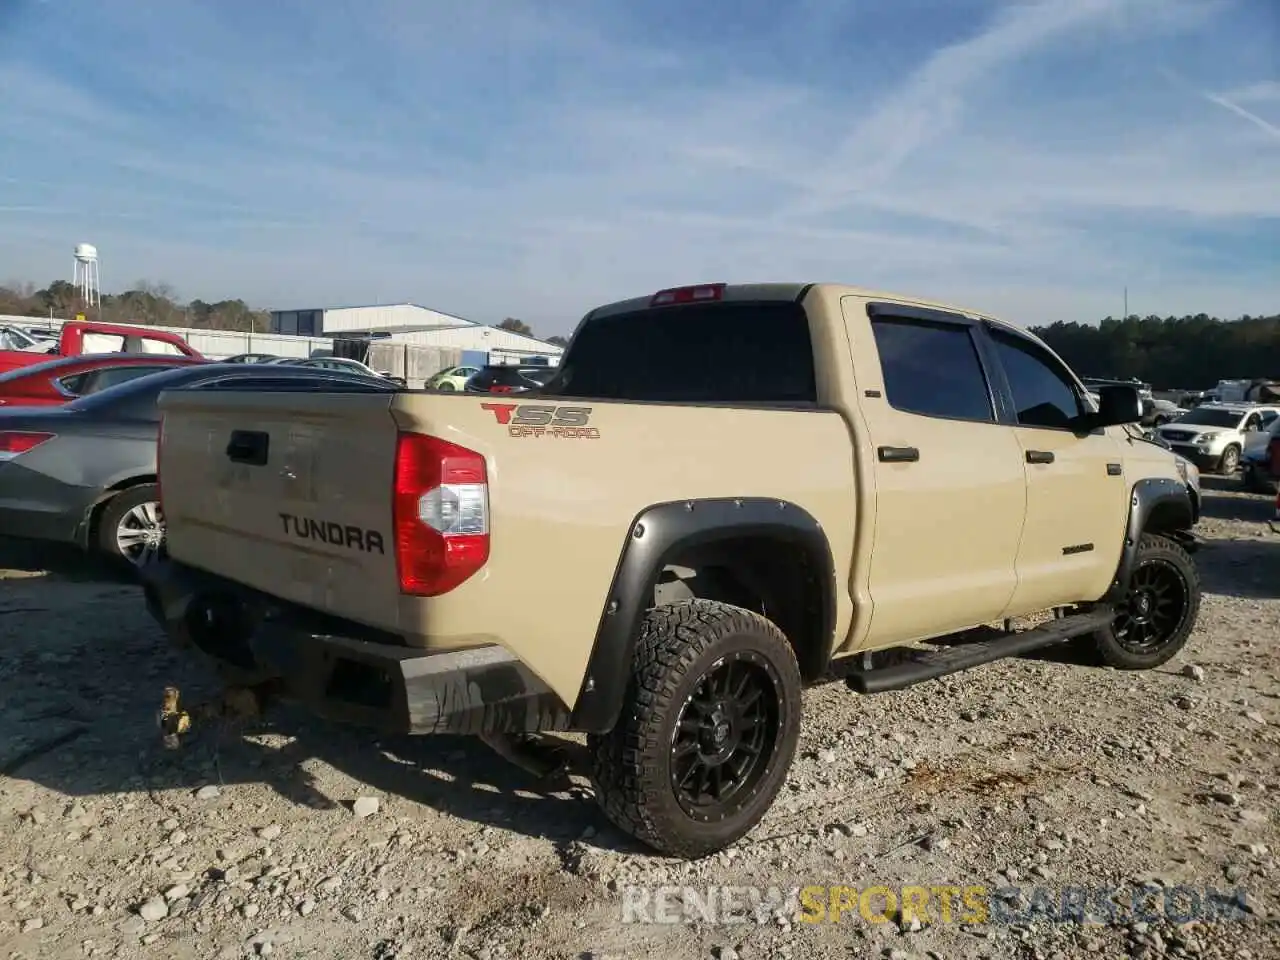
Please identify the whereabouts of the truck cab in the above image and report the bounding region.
[0,320,200,375]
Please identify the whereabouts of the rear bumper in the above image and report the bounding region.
[140,560,572,736]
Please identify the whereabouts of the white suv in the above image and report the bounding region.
[1156,402,1280,475]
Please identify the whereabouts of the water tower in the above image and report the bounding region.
[73,243,101,306]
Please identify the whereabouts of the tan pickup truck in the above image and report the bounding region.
[142,283,1201,859]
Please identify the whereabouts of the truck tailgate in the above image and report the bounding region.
[158,389,402,627]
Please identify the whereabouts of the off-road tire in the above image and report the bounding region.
[588,599,802,860]
[1090,534,1200,670]
[1218,445,1241,475]
[95,483,165,572]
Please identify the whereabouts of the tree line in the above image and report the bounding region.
[1034,313,1280,389]
[2,279,1273,381]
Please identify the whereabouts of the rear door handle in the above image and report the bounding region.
[877,446,919,463]
[226,430,269,466]
[1026,450,1055,464]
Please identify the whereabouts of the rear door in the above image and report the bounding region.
[845,302,1028,646]
[983,324,1129,612]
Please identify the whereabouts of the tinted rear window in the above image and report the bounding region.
[547,301,816,403]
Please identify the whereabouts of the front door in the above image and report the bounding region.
[984,325,1130,613]
[845,303,1028,647]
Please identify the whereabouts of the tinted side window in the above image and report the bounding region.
[989,329,1083,429]
[870,317,994,422]
[57,372,89,394]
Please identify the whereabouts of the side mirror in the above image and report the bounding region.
[1081,384,1142,430]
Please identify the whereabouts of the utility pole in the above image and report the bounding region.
[1124,286,1129,321]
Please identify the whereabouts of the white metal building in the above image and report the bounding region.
[269,302,562,364]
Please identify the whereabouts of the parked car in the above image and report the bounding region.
[222,353,280,364]
[426,365,482,392]
[0,354,207,407]
[0,319,200,375]
[462,364,557,393]
[266,355,406,386]
[1241,417,1280,493]
[142,281,1198,860]
[1143,397,1182,427]
[0,324,56,353]
[0,363,396,572]
[1155,403,1280,475]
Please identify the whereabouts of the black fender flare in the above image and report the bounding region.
[1102,477,1195,604]
[569,498,836,734]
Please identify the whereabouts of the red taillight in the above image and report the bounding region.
[651,283,725,307]
[393,433,489,596]
[489,385,515,394]
[0,431,54,461]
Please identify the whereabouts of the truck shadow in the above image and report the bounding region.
[1193,536,1280,600]
[0,583,649,855]
[1196,486,1275,524]
[0,537,137,585]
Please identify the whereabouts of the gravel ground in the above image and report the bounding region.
[1,477,1278,960]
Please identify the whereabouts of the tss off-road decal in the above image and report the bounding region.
[481,403,600,439]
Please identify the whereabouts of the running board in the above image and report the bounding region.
[844,607,1114,695]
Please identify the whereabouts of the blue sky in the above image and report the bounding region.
[1,0,1277,336]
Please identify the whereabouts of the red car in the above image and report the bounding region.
[0,354,208,407]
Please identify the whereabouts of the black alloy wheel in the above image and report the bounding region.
[1112,556,1192,655]
[671,650,782,823]
[589,599,803,859]
[1089,534,1201,670]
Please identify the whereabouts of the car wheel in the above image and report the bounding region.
[437,382,456,392]
[588,599,802,859]
[1089,534,1200,670]
[96,483,165,570]
[1218,445,1241,475]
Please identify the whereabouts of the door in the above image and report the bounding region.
[848,304,1028,647]
[984,325,1129,613]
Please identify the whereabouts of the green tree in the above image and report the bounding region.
[497,317,534,336]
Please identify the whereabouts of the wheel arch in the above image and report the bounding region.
[569,498,836,734]
[76,474,158,549]
[1102,477,1194,604]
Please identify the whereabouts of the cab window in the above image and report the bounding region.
[988,328,1085,430]
[870,316,994,422]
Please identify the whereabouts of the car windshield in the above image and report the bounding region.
[1171,408,1244,428]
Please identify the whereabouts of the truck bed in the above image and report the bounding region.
[157,387,857,704]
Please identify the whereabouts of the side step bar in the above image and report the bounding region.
[844,607,1114,695]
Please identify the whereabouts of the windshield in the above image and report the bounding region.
[1171,408,1243,428]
